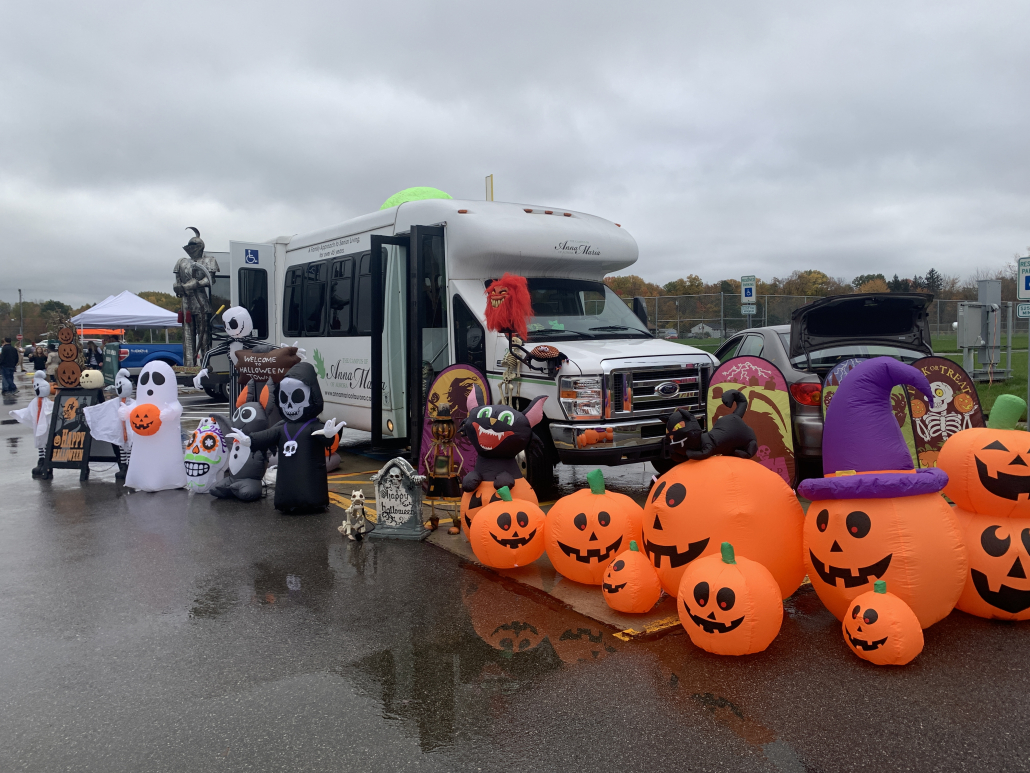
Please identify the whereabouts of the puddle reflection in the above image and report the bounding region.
[7,436,19,453]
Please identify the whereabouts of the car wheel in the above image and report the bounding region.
[204,384,227,402]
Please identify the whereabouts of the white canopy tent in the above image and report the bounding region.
[71,291,180,329]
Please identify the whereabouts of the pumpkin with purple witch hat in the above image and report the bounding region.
[798,358,967,628]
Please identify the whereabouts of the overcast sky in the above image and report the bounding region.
[2,1,1028,305]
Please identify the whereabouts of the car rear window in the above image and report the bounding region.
[789,344,923,371]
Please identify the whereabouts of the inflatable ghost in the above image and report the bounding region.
[210,384,271,502]
[9,371,54,477]
[184,414,231,493]
[122,360,187,492]
[228,362,343,513]
[82,367,135,480]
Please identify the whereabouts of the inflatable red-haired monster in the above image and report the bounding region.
[485,273,532,341]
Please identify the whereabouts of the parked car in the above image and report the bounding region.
[102,342,184,382]
[712,293,933,479]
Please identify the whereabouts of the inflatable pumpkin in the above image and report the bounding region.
[468,486,546,569]
[460,478,538,542]
[677,542,783,656]
[544,469,639,584]
[642,456,804,598]
[939,428,1030,518]
[602,540,663,614]
[798,358,968,628]
[954,508,1030,620]
[129,403,162,437]
[842,580,923,666]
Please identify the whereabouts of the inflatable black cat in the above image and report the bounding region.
[461,386,546,492]
[666,389,757,462]
[210,383,272,502]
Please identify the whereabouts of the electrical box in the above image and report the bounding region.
[957,303,982,349]
[977,280,1002,364]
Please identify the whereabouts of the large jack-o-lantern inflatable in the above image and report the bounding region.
[544,469,641,584]
[798,358,967,628]
[641,456,804,598]
[939,428,1030,519]
[954,508,1030,620]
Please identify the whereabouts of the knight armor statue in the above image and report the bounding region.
[173,227,220,366]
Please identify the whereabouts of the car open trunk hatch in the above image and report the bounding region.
[789,293,933,361]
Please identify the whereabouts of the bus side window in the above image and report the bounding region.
[329,257,354,335]
[303,261,327,336]
[355,252,373,335]
[452,295,486,373]
[238,267,268,339]
[283,268,304,337]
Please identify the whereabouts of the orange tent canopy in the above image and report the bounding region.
[78,328,125,336]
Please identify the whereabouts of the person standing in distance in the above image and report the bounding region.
[0,337,18,394]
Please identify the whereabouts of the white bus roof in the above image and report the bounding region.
[285,199,637,280]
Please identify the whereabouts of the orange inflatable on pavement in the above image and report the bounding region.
[843,581,923,666]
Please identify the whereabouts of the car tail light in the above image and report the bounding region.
[789,382,822,406]
[119,349,129,362]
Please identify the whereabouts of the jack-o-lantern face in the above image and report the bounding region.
[803,493,967,627]
[544,470,641,585]
[955,509,1030,619]
[642,457,805,598]
[468,488,546,569]
[940,429,1030,517]
[676,542,783,656]
[129,403,162,436]
[58,342,78,361]
[842,581,923,666]
[602,540,663,614]
[56,361,81,388]
[460,478,537,543]
[57,327,75,344]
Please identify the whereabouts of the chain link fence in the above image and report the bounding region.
[625,294,1030,352]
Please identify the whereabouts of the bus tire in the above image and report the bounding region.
[525,425,559,499]
[204,384,227,402]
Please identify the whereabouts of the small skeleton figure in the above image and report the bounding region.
[338,489,374,541]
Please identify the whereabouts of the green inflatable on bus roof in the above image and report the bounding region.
[380,187,453,210]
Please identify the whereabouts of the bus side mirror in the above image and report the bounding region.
[632,296,651,334]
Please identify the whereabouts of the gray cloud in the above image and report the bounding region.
[1,1,1028,304]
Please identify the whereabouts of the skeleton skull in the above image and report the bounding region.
[278,377,311,421]
[222,306,254,339]
[929,381,953,413]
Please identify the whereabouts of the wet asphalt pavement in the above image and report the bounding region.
[3,377,1030,772]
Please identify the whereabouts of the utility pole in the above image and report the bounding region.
[18,289,23,338]
[485,175,494,201]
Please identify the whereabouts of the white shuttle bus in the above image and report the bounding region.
[222,198,716,488]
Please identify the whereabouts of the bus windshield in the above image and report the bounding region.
[513,278,651,341]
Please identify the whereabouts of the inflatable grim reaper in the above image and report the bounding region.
[173,227,220,366]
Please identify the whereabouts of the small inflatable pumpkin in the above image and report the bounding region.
[939,428,1030,518]
[602,540,662,614]
[954,508,1030,620]
[461,478,538,542]
[843,580,923,666]
[677,542,783,656]
[642,456,804,598]
[129,403,162,436]
[468,486,546,569]
[544,469,640,584]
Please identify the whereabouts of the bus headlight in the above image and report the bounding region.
[559,376,602,419]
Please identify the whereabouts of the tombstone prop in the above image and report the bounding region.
[371,457,428,540]
[43,387,119,480]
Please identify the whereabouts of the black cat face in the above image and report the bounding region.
[231,401,269,436]
[666,409,703,452]
[463,390,547,459]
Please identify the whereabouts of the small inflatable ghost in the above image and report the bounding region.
[122,360,187,492]
[9,371,54,477]
[184,415,231,493]
[83,367,135,479]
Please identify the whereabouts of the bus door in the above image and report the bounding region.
[228,241,274,342]
[371,225,448,460]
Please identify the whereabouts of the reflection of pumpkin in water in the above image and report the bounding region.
[548,625,617,664]
[129,403,162,437]
[462,576,549,655]
[62,397,80,421]
[460,478,537,542]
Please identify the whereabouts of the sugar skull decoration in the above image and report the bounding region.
[468,486,546,569]
[544,469,641,584]
[938,428,1030,519]
[953,509,1030,620]
[483,273,532,341]
[798,358,967,628]
[677,542,783,656]
[642,455,805,598]
[842,581,923,666]
[184,415,231,493]
[602,540,663,614]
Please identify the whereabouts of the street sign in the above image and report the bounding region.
[1019,257,1030,300]
[1017,303,1030,319]
[16,334,23,341]
[742,304,757,316]
[741,275,756,302]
